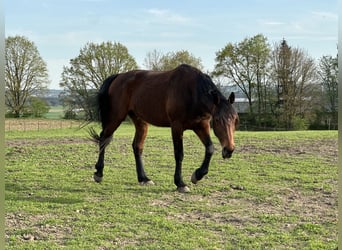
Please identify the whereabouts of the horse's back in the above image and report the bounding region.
[130,70,173,126]
[107,65,207,127]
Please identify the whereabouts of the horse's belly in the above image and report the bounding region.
[135,110,171,127]
[130,99,171,127]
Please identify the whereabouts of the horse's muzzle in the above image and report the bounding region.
[222,147,234,159]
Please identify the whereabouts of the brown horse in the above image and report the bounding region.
[90,64,239,192]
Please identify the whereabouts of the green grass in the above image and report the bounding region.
[5,123,338,249]
[44,105,64,119]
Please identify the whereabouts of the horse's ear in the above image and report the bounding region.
[228,92,235,104]
[209,89,220,105]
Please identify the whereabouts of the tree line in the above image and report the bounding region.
[5,34,337,130]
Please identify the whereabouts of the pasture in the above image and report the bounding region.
[5,121,337,249]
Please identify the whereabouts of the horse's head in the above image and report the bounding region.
[212,92,239,159]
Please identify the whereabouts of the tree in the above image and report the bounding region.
[5,35,49,117]
[143,49,164,70]
[144,50,203,71]
[270,39,319,129]
[60,41,138,120]
[29,97,50,118]
[214,34,271,125]
[318,55,338,127]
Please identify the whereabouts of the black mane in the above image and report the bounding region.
[196,72,236,123]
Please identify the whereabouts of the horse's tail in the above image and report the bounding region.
[97,74,118,124]
[89,74,119,143]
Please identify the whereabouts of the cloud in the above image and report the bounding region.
[261,20,286,26]
[311,11,338,21]
[256,8,337,45]
[146,8,190,24]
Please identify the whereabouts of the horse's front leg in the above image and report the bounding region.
[191,123,214,184]
[171,125,190,193]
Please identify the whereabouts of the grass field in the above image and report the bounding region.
[5,122,337,249]
[44,105,64,120]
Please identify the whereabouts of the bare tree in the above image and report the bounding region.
[270,39,319,129]
[318,55,338,126]
[144,50,203,71]
[143,49,164,70]
[5,35,49,117]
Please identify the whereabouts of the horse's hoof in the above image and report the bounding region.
[177,186,190,193]
[139,180,155,186]
[191,172,198,184]
[93,173,103,183]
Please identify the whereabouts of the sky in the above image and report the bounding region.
[5,0,338,89]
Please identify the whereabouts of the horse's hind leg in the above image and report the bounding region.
[130,114,153,185]
[93,122,120,182]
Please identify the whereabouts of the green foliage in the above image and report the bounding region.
[28,97,50,118]
[63,110,78,120]
[214,34,270,116]
[214,36,328,131]
[59,41,138,121]
[5,124,337,249]
[160,50,203,70]
[5,36,49,117]
[144,49,203,70]
[292,116,309,130]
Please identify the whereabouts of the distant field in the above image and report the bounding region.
[5,106,73,131]
[44,105,64,119]
[5,124,338,249]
